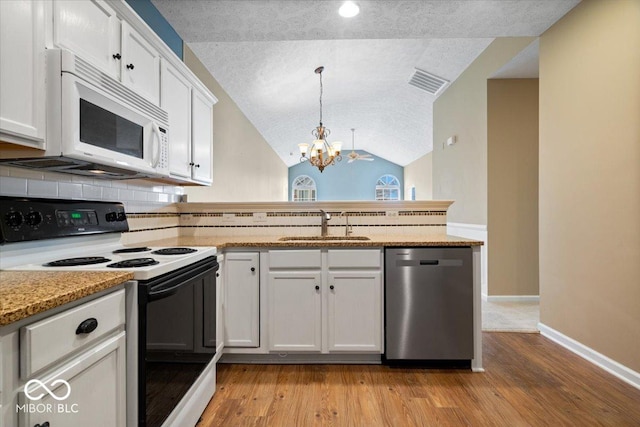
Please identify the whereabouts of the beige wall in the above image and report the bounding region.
[182,44,288,202]
[433,37,535,225]
[487,79,539,296]
[539,0,640,371]
[403,152,432,200]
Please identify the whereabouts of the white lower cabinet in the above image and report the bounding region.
[19,332,126,427]
[0,287,128,427]
[327,271,382,352]
[267,249,382,354]
[268,271,322,351]
[224,252,260,348]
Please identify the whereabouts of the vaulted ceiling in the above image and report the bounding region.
[152,0,579,166]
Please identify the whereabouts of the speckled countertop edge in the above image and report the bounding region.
[138,234,484,249]
[0,271,133,326]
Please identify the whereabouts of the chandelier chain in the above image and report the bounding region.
[319,70,323,125]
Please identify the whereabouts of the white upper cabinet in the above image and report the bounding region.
[161,59,192,178]
[121,21,160,105]
[53,0,121,79]
[191,89,214,184]
[0,0,46,146]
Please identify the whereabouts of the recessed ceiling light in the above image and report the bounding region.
[339,1,359,18]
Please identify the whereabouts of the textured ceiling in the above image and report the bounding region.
[152,0,580,166]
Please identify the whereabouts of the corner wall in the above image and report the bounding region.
[404,152,432,200]
[539,0,640,373]
[182,44,288,202]
[487,79,539,296]
[432,37,535,225]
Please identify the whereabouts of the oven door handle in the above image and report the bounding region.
[148,282,183,301]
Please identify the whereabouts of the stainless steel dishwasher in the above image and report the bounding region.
[384,247,473,362]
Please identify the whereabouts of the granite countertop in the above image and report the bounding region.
[0,271,133,327]
[138,234,484,249]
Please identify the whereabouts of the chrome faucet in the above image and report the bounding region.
[340,211,353,237]
[320,210,331,237]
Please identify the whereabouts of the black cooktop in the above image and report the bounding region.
[151,248,197,256]
[107,258,159,268]
[113,247,152,254]
[45,257,111,267]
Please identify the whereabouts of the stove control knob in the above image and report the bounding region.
[25,211,43,226]
[5,211,23,227]
[105,212,117,222]
[117,212,127,222]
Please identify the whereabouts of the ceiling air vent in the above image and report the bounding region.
[408,68,449,96]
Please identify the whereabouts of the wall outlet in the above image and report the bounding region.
[222,213,235,222]
[253,212,267,222]
[386,211,399,218]
[182,214,194,223]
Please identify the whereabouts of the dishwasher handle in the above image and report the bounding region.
[419,260,439,265]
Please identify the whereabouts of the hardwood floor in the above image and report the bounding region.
[197,333,640,426]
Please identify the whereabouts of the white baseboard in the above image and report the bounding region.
[486,295,540,303]
[538,323,640,391]
[447,222,488,296]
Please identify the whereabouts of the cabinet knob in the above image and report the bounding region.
[216,272,220,277]
[34,422,50,427]
[194,164,200,168]
[330,285,335,290]
[250,267,255,272]
[315,285,320,290]
[112,53,121,60]
[75,318,98,335]
[126,63,135,70]
[189,162,195,166]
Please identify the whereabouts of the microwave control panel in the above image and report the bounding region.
[157,126,169,173]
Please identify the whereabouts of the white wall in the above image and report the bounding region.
[182,44,288,202]
[403,152,432,200]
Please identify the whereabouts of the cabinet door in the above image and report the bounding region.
[53,0,121,78]
[161,59,192,178]
[328,271,382,352]
[0,0,45,145]
[121,21,160,105]
[20,332,126,427]
[191,89,214,184]
[225,253,259,347]
[269,271,322,352]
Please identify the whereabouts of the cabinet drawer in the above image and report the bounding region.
[20,289,125,378]
[269,250,321,269]
[328,249,381,268]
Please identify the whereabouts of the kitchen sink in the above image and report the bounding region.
[278,236,371,241]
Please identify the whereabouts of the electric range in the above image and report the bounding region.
[0,196,219,427]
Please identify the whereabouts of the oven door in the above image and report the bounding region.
[138,256,218,427]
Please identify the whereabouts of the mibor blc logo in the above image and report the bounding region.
[16,378,79,415]
[24,379,71,401]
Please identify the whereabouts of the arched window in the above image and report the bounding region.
[292,175,317,201]
[375,174,400,200]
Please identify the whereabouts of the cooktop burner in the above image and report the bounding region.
[107,258,159,268]
[45,257,111,267]
[113,247,152,254]
[151,247,197,255]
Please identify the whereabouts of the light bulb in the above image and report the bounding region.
[339,1,359,18]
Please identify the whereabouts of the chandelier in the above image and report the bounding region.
[298,66,342,173]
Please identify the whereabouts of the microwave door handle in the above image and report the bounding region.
[151,123,160,168]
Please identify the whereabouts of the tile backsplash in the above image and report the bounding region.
[0,165,184,211]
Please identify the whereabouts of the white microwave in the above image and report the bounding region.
[4,49,170,179]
